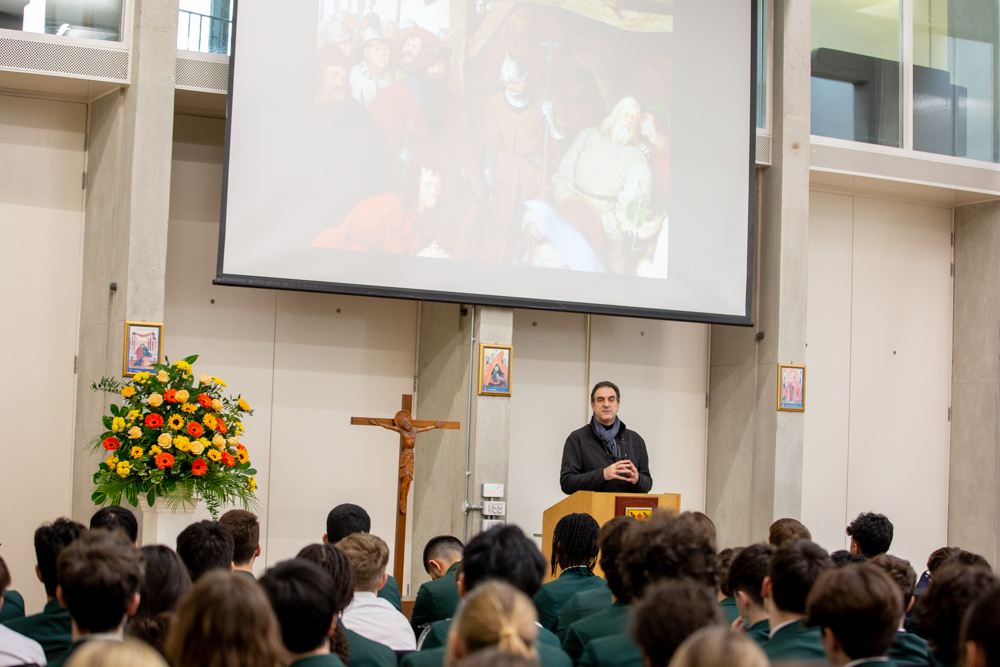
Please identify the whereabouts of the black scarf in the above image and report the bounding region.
[590,415,621,459]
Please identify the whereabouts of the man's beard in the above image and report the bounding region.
[610,118,636,145]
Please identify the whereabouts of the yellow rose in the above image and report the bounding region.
[150,445,162,456]
[227,437,240,447]
[116,461,132,478]
[238,398,250,411]
[157,370,170,383]
[212,434,226,448]
[211,399,223,411]
[200,374,213,385]
[128,426,142,439]
[106,454,119,469]
[126,409,141,423]
[111,417,126,432]
[180,402,197,414]
[121,386,135,398]
[176,389,190,403]
[206,448,222,462]
[148,393,163,407]
[190,440,206,455]
[211,376,227,387]
[131,446,144,458]
[157,433,172,447]
[173,436,191,452]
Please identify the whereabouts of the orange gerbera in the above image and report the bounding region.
[197,393,213,408]
[154,452,175,469]
[187,422,204,437]
[191,459,208,476]
[221,452,235,467]
[216,419,228,434]
[145,413,164,428]
[164,388,178,403]
[102,436,120,451]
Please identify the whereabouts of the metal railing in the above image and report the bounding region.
[178,9,231,55]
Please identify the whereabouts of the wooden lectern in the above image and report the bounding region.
[541,491,681,582]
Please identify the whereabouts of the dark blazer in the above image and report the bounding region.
[410,562,461,634]
[560,421,652,494]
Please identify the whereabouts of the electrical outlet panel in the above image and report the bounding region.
[482,483,505,497]
[483,501,506,516]
[482,519,506,530]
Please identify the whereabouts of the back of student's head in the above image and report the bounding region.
[831,550,867,567]
[846,512,893,557]
[90,506,139,543]
[961,584,1000,667]
[927,546,961,575]
[423,535,465,574]
[716,548,739,597]
[129,545,191,656]
[296,543,354,664]
[869,554,916,609]
[462,525,546,597]
[551,513,599,575]
[35,517,85,596]
[57,528,145,633]
[945,550,992,570]
[632,579,723,667]
[337,532,389,592]
[219,510,260,566]
[666,627,768,667]
[597,517,634,601]
[681,512,716,541]
[806,564,902,660]
[453,648,537,667]
[619,510,717,602]
[326,503,371,544]
[261,560,340,654]
[768,518,811,547]
[65,638,168,667]
[447,580,538,666]
[165,570,286,667]
[768,539,833,614]
[918,563,999,665]
[727,543,774,608]
[176,520,234,581]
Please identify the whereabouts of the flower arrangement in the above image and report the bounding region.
[90,355,257,518]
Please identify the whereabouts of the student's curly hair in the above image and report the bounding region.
[618,511,717,602]
[297,543,355,664]
[917,563,999,665]
[551,513,600,575]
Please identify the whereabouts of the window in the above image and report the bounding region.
[178,0,232,54]
[2,0,123,41]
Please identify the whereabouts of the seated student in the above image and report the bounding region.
[917,563,999,667]
[127,546,191,658]
[945,550,992,570]
[0,554,46,666]
[629,579,722,667]
[165,571,286,667]
[726,543,774,646]
[667,626,768,667]
[63,638,168,667]
[47,529,145,667]
[760,539,832,662]
[576,511,718,667]
[555,518,628,642]
[219,510,261,580]
[298,543,397,667]
[324,504,402,612]
[260,559,348,667]
[534,514,603,632]
[337,533,416,651]
[768,519,811,547]
[908,546,962,636]
[846,512,893,558]
[830,551,866,567]
[0,589,24,624]
[175,520,234,582]
[444,581,538,665]
[404,525,571,667]
[89,507,138,545]
[411,536,464,635]
[715,548,740,625]
[960,584,1000,667]
[868,554,931,666]
[4,518,85,661]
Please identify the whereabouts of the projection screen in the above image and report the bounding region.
[216,0,756,323]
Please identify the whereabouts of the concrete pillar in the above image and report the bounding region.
[706,0,811,547]
[72,0,180,522]
[950,201,1000,569]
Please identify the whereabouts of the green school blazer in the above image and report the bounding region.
[0,590,25,622]
[556,586,613,641]
[3,598,72,661]
[402,642,572,667]
[890,630,931,666]
[762,620,826,663]
[290,655,348,667]
[422,618,562,651]
[379,575,403,612]
[562,602,629,663]
[410,562,461,634]
[344,624,398,667]
[578,633,642,667]
[534,569,606,632]
[718,597,740,624]
[746,619,770,647]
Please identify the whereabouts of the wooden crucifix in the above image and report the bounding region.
[351,394,460,585]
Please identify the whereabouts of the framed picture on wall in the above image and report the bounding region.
[479,344,512,396]
[777,364,806,412]
[123,321,163,377]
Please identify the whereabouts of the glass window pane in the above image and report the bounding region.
[6,0,123,41]
[811,0,902,147]
[757,0,768,129]
[913,0,998,163]
[178,0,233,54]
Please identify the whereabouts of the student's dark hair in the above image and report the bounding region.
[0,554,10,594]
[768,518,811,547]
[90,506,139,543]
[297,543,353,664]
[682,512,717,541]
[219,509,260,565]
[590,381,620,402]
[768,540,833,615]
[831,550,867,567]
[869,554,917,608]
[423,536,465,573]
[129,545,191,656]
[261,560,339,654]
[176,520,234,582]
[927,546,961,574]
[326,504,371,544]
[57,528,145,633]
[846,512,894,557]
[551,513,600,575]
[944,550,992,570]
[618,510,717,603]
[35,517,85,596]
[632,579,723,667]
[454,647,537,667]
[918,563,1000,664]
[806,564,902,660]
[960,584,1000,667]
[598,517,634,601]
[716,548,740,597]
[463,524,546,597]
[726,543,774,607]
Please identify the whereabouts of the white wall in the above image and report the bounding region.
[803,188,953,571]
[0,94,85,614]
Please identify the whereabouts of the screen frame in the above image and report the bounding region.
[213,0,759,326]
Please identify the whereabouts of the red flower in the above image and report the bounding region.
[187,422,204,437]
[191,459,208,476]
[145,413,164,428]
[164,388,178,403]
[236,444,246,451]
[155,452,175,469]
[197,393,213,408]
[102,436,120,451]
[216,419,227,434]
[221,452,235,467]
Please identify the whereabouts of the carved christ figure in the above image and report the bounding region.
[370,410,445,514]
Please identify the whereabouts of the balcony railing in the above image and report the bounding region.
[178,9,231,55]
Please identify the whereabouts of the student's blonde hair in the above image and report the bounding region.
[445,581,538,666]
[65,639,168,667]
[667,627,768,667]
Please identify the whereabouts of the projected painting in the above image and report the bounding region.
[309,0,672,278]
